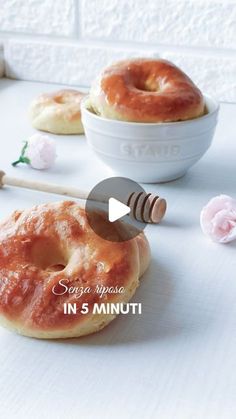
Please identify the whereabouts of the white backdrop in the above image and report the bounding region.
[0,0,236,99]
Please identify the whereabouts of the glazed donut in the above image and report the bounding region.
[29,89,86,134]
[89,58,205,123]
[0,201,150,339]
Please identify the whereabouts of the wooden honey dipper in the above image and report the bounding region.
[0,171,167,224]
[127,191,167,224]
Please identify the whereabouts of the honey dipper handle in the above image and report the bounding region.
[0,171,167,224]
[0,171,89,201]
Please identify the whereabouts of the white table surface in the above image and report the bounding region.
[0,78,235,419]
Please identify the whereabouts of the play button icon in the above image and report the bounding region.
[108,198,130,222]
[85,177,149,242]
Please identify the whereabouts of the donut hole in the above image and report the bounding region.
[31,237,68,272]
[54,94,75,105]
[47,264,66,272]
[134,77,160,93]
[54,96,67,105]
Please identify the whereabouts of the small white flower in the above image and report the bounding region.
[12,134,57,170]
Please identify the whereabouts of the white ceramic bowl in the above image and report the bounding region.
[81,95,219,183]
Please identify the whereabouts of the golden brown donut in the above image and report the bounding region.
[29,89,86,134]
[0,201,150,339]
[89,58,205,122]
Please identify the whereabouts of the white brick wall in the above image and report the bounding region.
[0,0,236,102]
[0,0,76,36]
[81,0,236,49]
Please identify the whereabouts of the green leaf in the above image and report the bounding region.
[11,141,30,167]
[21,157,30,164]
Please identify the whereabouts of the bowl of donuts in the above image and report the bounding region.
[81,58,219,183]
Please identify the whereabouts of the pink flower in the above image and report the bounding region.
[12,134,57,170]
[200,195,236,243]
[26,134,57,169]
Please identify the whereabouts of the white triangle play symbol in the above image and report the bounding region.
[108,197,130,222]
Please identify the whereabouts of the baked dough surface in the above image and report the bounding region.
[29,89,86,134]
